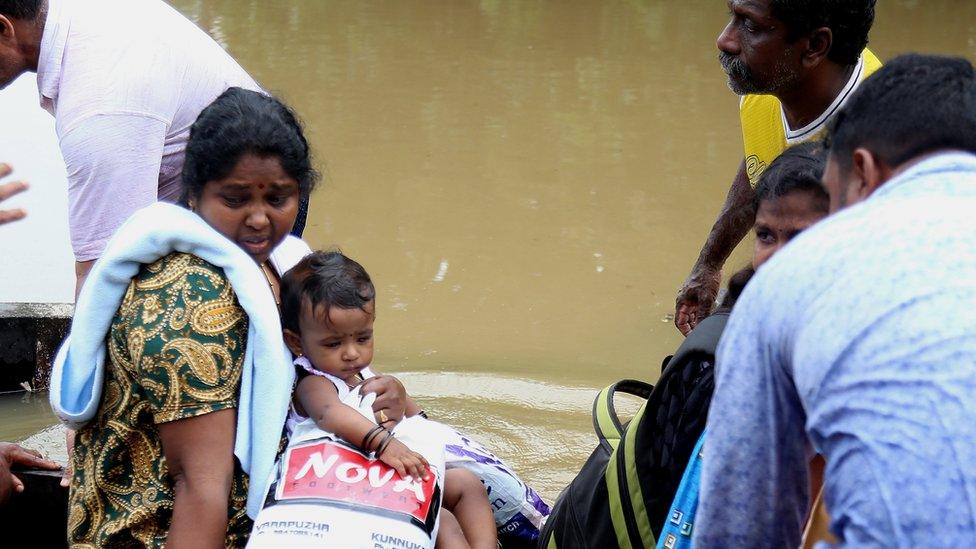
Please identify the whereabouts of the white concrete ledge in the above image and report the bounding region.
[0,302,73,319]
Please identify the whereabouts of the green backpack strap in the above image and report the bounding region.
[589,380,656,549]
[603,314,731,549]
[592,379,654,452]
[606,398,656,549]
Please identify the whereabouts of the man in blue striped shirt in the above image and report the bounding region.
[695,54,976,547]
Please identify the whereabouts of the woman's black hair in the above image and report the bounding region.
[180,87,319,204]
[716,266,755,313]
[281,250,376,333]
[754,141,829,213]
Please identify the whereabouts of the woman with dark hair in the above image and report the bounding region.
[655,143,830,549]
[50,88,409,548]
[751,142,830,269]
[51,87,310,547]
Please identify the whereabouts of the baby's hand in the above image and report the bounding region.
[378,438,430,482]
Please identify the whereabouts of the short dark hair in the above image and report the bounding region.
[0,0,42,20]
[181,87,319,204]
[826,54,976,171]
[770,0,875,66]
[281,250,376,333]
[754,141,829,213]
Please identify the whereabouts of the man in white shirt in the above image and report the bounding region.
[0,0,300,292]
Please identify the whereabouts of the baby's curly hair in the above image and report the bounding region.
[280,251,376,333]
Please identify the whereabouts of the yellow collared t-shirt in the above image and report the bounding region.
[740,49,883,186]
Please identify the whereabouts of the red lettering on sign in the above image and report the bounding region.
[277,440,436,523]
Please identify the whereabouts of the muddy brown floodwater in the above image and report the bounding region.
[3,0,975,503]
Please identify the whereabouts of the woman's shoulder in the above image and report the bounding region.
[133,252,230,290]
[116,251,246,362]
[122,253,241,320]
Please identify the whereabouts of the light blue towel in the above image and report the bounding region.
[50,201,302,518]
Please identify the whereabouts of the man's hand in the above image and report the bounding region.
[675,266,722,336]
[0,163,28,226]
[0,442,62,503]
[676,161,756,336]
[360,375,408,426]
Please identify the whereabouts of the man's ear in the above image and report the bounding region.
[283,329,304,357]
[850,148,892,200]
[801,27,832,69]
[0,15,13,42]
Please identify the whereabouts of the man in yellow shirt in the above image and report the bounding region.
[675,0,879,335]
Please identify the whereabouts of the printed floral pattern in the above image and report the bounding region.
[68,253,251,548]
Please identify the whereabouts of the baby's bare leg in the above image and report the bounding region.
[436,509,470,549]
[443,468,497,549]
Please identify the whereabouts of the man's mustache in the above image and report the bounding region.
[719,51,751,81]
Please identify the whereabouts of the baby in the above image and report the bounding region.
[280,250,496,549]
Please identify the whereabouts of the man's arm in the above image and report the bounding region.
[74,261,94,299]
[59,114,168,295]
[59,114,169,486]
[675,160,756,335]
[692,290,810,547]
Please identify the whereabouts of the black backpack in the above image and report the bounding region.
[538,312,728,549]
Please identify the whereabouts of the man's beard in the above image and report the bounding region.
[718,51,799,96]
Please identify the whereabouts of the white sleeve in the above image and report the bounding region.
[269,235,313,274]
[60,113,168,261]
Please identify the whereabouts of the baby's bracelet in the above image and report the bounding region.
[368,427,389,453]
[362,425,385,452]
[377,431,395,457]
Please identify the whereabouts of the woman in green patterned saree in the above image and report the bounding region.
[68,88,416,548]
[64,88,314,548]
[65,88,315,548]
